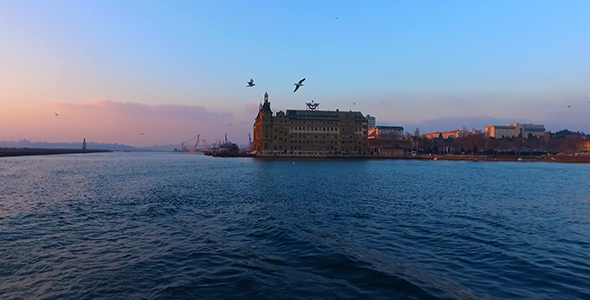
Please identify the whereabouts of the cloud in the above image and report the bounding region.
[0,100,255,147]
[337,91,590,133]
[397,112,590,135]
[58,99,231,119]
[396,116,515,134]
[244,102,260,114]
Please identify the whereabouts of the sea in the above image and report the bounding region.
[1,152,589,300]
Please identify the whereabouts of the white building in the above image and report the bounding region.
[485,123,545,138]
[519,124,545,138]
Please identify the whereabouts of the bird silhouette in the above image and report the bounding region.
[54,112,59,116]
[293,78,305,93]
[247,79,255,87]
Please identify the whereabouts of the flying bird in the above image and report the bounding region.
[247,79,255,87]
[293,78,305,93]
[54,112,59,116]
[568,105,571,108]
[139,133,144,135]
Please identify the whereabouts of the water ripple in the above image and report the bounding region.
[1,153,589,299]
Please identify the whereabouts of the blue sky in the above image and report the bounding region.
[1,0,589,145]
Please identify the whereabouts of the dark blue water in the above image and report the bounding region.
[1,153,589,300]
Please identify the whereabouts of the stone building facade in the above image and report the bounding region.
[253,93,368,154]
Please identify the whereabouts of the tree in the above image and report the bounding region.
[543,132,551,145]
[487,137,501,151]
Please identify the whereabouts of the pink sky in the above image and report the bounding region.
[0,100,261,147]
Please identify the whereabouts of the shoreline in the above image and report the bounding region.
[0,148,112,157]
[249,153,590,164]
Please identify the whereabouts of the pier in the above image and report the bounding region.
[0,148,112,157]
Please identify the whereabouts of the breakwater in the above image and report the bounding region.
[0,148,112,157]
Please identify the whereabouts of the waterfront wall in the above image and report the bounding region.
[254,152,590,163]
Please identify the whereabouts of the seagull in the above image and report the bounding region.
[54,112,59,116]
[247,79,255,87]
[568,105,571,108]
[139,133,144,135]
[293,78,305,93]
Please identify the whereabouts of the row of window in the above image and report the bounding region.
[273,140,364,145]
[274,119,345,125]
[278,135,365,141]
[281,145,362,151]
[269,135,364,140]
[289,126,362,132]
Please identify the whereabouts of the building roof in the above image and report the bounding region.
[284,110,367,122]
[488,125,514,129]
[376,126,404,130]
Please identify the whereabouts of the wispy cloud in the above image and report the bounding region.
[0,100,254,147]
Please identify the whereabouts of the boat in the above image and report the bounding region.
[207,134,257,157]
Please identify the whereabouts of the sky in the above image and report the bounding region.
[1,0,589,146]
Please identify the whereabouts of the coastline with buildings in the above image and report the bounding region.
[245,92,590,163]
[5,94,588,162]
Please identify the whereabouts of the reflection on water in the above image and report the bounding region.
[1,153,589,300]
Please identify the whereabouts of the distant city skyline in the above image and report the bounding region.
[1,1,589,147]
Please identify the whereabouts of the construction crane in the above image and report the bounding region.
[180,134,200,152]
